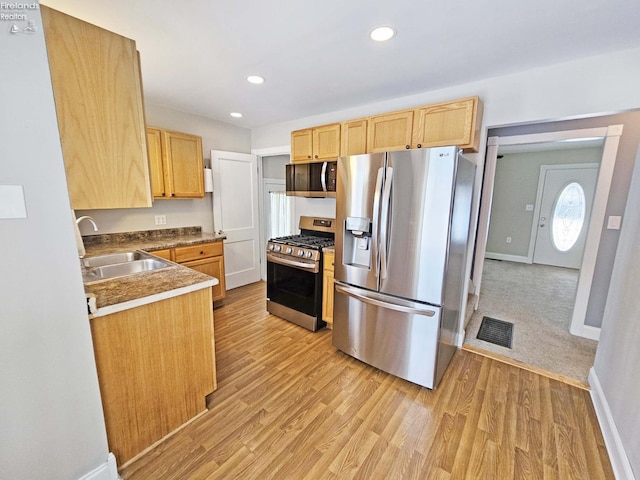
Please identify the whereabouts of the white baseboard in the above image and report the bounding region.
[79,453,120,480]
[581,325,601,341]
[589,368,636,480]
[484,252,531,263]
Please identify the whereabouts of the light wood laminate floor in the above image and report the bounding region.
[120,281,613,480]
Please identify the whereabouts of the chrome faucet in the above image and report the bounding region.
[75,215,98,258]
[76,215,99,231]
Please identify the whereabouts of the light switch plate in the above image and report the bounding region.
[0,185,27,219]
[607,216,622,230]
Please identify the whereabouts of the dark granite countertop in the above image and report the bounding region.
[83,226,225,256]
[82,227,225,316]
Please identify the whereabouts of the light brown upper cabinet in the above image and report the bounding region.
[413,96,482,152]
[341,119,368,156]
[367,110,415,153]
[147,128,204,199]
[42,6,152,210]
[291,123,341,163]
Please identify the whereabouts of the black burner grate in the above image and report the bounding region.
[477,316,514,349]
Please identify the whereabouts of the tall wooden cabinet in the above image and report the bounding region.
[42,6,152,210]
[146,127,204,199]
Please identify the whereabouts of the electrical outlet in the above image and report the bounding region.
[506,236,512,244]
[155,215,167,225]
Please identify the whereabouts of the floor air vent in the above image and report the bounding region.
[477,316,514,349]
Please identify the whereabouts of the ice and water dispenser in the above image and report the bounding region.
[343,217,372,268]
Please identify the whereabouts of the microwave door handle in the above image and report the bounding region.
[320,161,328,192]
[371,167,384,278]
[379,166,393,280]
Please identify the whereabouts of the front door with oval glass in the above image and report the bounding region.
[533,164,598,269]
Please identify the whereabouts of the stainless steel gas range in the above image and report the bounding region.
[266,216,335,331]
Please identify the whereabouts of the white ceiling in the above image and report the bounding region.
[41,0,640,129]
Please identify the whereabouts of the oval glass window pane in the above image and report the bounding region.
[551,182,586,252]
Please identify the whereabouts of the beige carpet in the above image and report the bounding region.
[464,259,598,385]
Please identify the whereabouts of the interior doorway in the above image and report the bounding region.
[465,126,624,384]
[472,126,623,341]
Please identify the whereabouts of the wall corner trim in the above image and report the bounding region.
[589,368,636,480]
[79,453,120,480]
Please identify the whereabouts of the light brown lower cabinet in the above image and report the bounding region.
[322,251,335,328]
[90,288,215,466]
[149,241,226,304]
[174,242,226,303]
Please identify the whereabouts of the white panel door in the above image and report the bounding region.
[211,150,261,289]
[533,165,598,269]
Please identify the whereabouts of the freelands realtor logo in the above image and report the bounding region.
[1,2,39,21]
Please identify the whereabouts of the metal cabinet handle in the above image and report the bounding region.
[405,145,410,149]
[417,143,422,148]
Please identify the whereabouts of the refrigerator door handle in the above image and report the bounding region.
[320,161,327,192]
[371,167,385,278]
[379,167,393,279]
[335,283,436,317]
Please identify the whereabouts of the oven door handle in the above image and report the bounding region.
[267,253,320,273]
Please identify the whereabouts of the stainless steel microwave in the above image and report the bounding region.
[286,161,337,198]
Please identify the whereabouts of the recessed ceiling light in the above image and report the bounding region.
[247,75,265,85]
[230,112,243,118]
[370,26,396,42]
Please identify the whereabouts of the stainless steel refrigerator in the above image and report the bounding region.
[332,146,475,389]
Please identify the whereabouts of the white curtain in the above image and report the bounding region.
[269,191,294,238]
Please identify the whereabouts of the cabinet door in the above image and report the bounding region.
[183,256,226,302]
[322,252,335,327]
[341,119,368,156]
[291,129,313,163]
[163,131,204,198]
[42,6,152,209]
[367,110,414,153]
[146,127,168,198]
[313,123,341,160]
[90,289,214,465]
[413,97,481,151]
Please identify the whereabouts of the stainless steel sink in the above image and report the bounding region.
[82,251,147,268]
[81,251,173,283]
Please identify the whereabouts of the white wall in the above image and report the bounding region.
[487,147,603,257]
[251,47,640,149]
[76,104,252,235]
[593,145,640,478]
[0,5,110,479]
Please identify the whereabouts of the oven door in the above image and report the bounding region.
[266,253,324,330]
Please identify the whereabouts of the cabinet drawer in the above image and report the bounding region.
[174,242,223,263]
[149,248,173,261]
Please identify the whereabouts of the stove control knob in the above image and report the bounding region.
[268,244,274,251]
[306,251,313,259]
[297,249,305,257]
[285,247,293,254]
[274,245,281,252]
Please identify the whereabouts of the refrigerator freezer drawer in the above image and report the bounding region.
[332,283,442,389]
